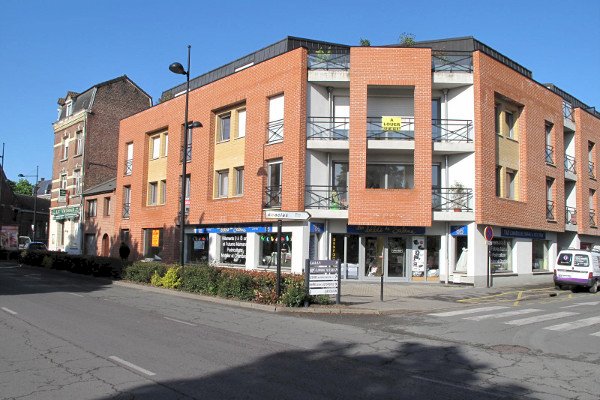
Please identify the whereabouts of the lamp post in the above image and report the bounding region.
[170,45,202,267]
[18,165,38,241]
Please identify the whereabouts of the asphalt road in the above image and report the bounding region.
[1,263,599,399]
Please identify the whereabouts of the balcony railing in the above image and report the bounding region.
[264,185,282,209]
[122,203,131,219]
[432,187,473,212]
[307,117,349,140]
[546,200,555,220]
[432,119,473,142]
[563,101,574,122]
[590,210,597,227]
[589,161,595,179]
[267,119,284,143]
[565,154,576,174]
[307,52,350,70]
[367,117,414,140]
[432,52,473,72]
[566,206,577,225]
[124,159,133,175]
[545,145,554,165]
[305,185,348,210]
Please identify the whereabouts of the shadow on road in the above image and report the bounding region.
[102,340,531,400]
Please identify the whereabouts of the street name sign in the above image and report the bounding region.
[265,210,310,220]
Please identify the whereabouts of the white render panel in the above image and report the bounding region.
[446,86,475,122]
[307,84,329,117]
[447,153,475,192]
[367,96,414,117]
[306,152,329,187]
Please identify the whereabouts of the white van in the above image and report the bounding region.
[554,249,600,293]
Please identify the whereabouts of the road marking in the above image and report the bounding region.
[108,356,156,376]
[591,331,600,337]
[411,376,505,398]
[505,312,578,326]
[164,317,197,326]
[513,291,524,306]
[67,293,84,297]
[428,306,509,317]
[561,301,600,309]
[1,307,17,315]
[544,316,600,332]
[463,308,541,321]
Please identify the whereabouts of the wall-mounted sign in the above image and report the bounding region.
[151,229,160,247]
[58,189,68,203]
[347,225,426,235]
[451,225,468,236]
[265,210,310,220]
[51,205,80,220]
[193,225,274,234]
[501,228,545,240]
[382,116,402,131]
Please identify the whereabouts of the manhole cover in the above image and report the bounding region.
[490,344,531,354]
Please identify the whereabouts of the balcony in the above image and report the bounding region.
[267,119,284,143]
[565,206,577,225]
[432,52,473,73]
[545,145,554,165]
[367,117,414,140]
[307,52,350,70]
[264,186,282,209]
[563,101,576,131]
[307,117,349,140]
[432,119,473,142]
[590,210,597,227]
[565,154,576,175]
[546,200,555,220]
[124,159,133,176]
[432,187,473,212]
[589,161,595,179]
[122,203,130,219]
[305,185,348,210]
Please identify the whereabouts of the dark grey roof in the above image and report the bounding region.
[82,178,116,196]
[35,179,52,196]
[544,84,600,119]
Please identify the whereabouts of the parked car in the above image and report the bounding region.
[25,242,47,251]
[554,248,600,293]
[18,236,31,249]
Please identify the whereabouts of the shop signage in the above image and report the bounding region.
[307,259,339,295]
[193,226,274,234]
[501,228,545,240]
[265,210,310,220]
[490,238,510,273]
[310,223,324,233]
[58,189,68,203]
[151,229,160,247]
[347,225,426,235]
[220,234,246,265]
[382,116,402,131]
[51,205,80,220]
[451,225,468,236]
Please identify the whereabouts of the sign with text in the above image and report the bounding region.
[220,234,246,265]
[382,116,402,131]
[51,205,80,220]
[307,259,340,296]
[265,210,310,220]
[151,229,160,247]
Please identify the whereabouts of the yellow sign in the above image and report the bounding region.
[151,229,160,247]
[382,116,402,131]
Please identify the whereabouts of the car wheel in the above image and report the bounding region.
[555,284,564,290]
[589,280,598,294]
[571,286,579,293]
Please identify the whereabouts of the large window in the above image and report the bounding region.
[218,113,231,142]
[260,232,292,268]
[75,131,83,156]
[532,240,549,271]
[73,169,81,195]
[490,238,512,273]
[217,170,229,198]
[235,167,244,196]
[366,164,414,189]
[220,234,246,265]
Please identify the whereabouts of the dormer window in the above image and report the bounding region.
[66,100,73,117]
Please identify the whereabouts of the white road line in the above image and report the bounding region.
[544,316,600,332]
[164,317,197,326]
[1,307,17,315]
[505,312,578,326]
[108,356,156,376]
[411,376,505,398]
[591,331,600,337]
[428,306,509,317]
[463,308,541,321]
[561,301,600,309]
[67,293,84,297]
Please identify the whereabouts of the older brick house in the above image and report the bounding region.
[50,76,151,254]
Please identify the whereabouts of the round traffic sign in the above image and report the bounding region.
[484,226,494,241]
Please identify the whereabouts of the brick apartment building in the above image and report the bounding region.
[50,76,151,254]
[82,178,116,256]
[114,36,600,286]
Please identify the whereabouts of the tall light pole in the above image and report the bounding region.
[18,165,38,241]
[170,45,202,267]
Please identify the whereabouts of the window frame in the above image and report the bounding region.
[75,131,83,156]
[62,138,69,160]
[235,167,244,196]
[148,181,158,205]
[365,163,414,189]
[216,169,229,198]
[87,199,97,218]
[151,135,160,160]
[218,112,231,142]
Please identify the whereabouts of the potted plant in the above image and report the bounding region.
[450,181,468,212]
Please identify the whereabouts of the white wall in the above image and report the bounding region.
[446,86,475,122]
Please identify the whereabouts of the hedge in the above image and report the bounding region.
[17,250,122,277]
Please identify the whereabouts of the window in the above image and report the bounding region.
[143,228,163,258]
[218,113,231,142]
[494,104,501,135]
[545,122,554,164]
[183,127,192,162]
[87,199,97,217]
[260,232,292,268]
[104,197,111,216]
[532,240,549,271]
[123,186,131,218]
[267,94,284,142]
[125,142,133,175]
[219,234,247,265]
[588,141,595,179]
[217,170,229,198]
[491,238,512,273]
[546,178,554,220]
[120,229,130,242]
[495,166,502,197]
[160,180,167,205]
[66,101,73,117]
[590,189,596,226]
[235,167,244,196]
[265,160,282,208]
[148,181,158,205]
[75,131,83,155]
[151,136,160,159]
[505,111,515,139]
[163,134,168,157]
[60,173,67,190]
[506,169,517,199]
[62,138,69,159]
[366,164,414,189]
[238,109,246,138]
[73,169,81,195]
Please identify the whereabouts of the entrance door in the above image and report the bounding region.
[101,234,109,257]
[365,237,384,276]
[388,237,407,277]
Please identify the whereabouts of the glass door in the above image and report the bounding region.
[365,237,384,276]
[388,237,407,277]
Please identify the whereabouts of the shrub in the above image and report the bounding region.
[180,264,221,295]
[123,262,168,284]
[150,271,163,286]
[280,275,308,307]
[41,255,53,269]
[161,267,182,289]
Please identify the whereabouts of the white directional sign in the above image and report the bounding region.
[308,259,340,296]
[265,210,311,220]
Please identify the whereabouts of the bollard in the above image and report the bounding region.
[380,273,384,302]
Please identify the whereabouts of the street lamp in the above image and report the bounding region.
[170,45,202,267]
[18,165,38,241]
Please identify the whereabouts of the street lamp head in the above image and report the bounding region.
[17,174,24,177]
[188,121,202,129]
[169,62,187,75]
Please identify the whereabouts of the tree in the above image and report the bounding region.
[359,38,371,47]
[399,32,416,47]
[10,178,34,195]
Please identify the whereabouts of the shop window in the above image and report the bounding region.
[366,164,413,189]
[260,232,292,268]
[365,237,385,277]
[491,238,512,273]
[331,234,359,264]
[532,240,549,271]
[188,235,208,263]
[143,228,163,258]
[455,236,468,273]
[219,234,246,265]
[426,236,440,278]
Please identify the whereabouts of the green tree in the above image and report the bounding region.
[359,38,371,47]
[10,178,34,195]
[399,32,416,47]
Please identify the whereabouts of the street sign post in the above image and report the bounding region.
[305,259,341,305]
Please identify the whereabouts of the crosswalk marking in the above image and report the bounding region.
[544,316,600,332]
[560,301,600,309]
[428,306,509,317]
[505,312,578,326]
[463,308,541,321]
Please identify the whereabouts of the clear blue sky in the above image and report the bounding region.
[1,0,599,184]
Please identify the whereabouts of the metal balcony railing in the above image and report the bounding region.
[267,119,284,143]
[367,117,414,140]
[122,203,131,219]
[565,154,576,174]
[307,52,350,70]
[563,101,574,122]
[432,187,473,211]
[545,145,554,165]
[546,200,555,220]
[264,185,282,209]
[589,161,595,179]
[590,210,597,227]
[124,159,133,176]
[432,52,473,72]
[566,206,577,225]
[307,117,349,140]
[432,119,473,142]
[305,185,348,210]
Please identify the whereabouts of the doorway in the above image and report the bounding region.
[101,234,109,257]
[364,236,408,278]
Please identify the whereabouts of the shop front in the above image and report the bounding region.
[49,206,81,254]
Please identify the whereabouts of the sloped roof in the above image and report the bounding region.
[82,178,116,196]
